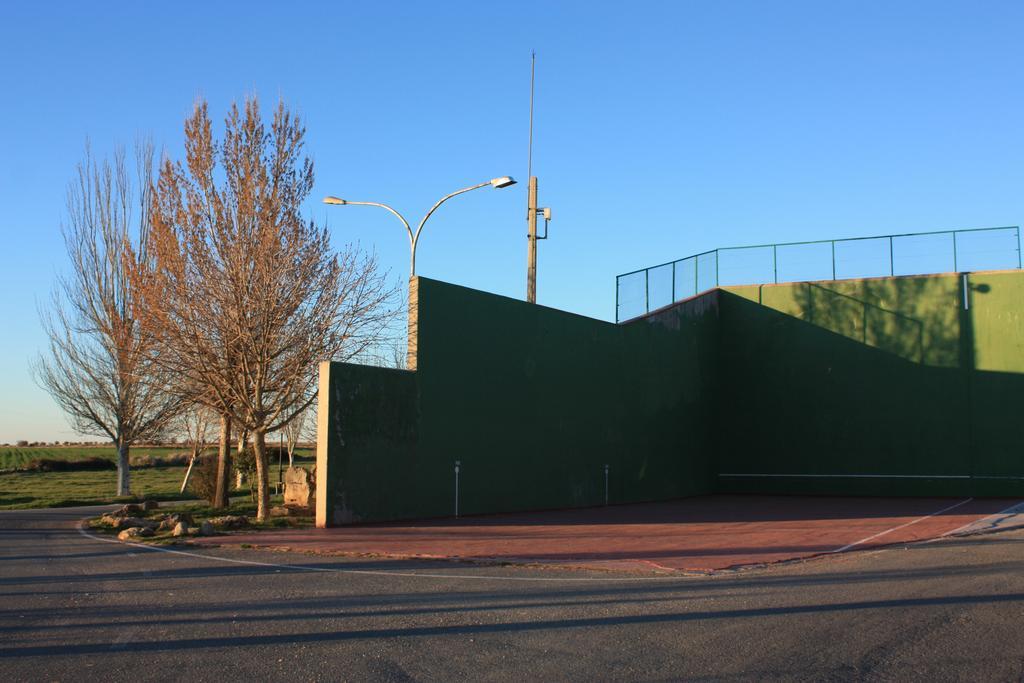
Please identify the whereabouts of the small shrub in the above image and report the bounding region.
[15,440,28,448]
[234,447,257,502]
[131,452,191,468]
[26,457,116,472]
[130,454,152,468]
[188,454,221,505]
[161,453,192,467]
[234,446,290,501]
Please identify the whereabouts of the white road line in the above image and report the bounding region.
[938,500,1024,538]
[75,521,680,584]
[828,498,974,554]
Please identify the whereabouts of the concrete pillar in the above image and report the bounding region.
[315,361,332,528]
[407,276,419,371]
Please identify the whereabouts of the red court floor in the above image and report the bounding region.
[191,495,1023,573]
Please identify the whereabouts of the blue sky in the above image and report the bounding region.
[2,1,1023,442]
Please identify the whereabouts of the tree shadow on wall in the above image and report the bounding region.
[715,274,1024,496]
[786,275,981,370]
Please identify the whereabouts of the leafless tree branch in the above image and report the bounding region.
[34,141,182,495]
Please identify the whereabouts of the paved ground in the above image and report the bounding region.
[194,496,1024,572]
[4,503,1024,681]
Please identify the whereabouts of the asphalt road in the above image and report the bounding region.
[2,506,1024,682]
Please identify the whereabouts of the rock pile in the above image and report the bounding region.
[103,503,253,542]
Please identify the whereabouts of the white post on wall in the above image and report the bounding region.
[454,460,461,518]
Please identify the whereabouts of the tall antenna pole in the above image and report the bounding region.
[526,51,539,304]
[528,50,535,180]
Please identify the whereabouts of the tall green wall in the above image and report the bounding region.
[317,277,719,525]
[317,270,1024,526]
[717,271,1024,497]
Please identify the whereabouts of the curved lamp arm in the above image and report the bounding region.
[413,181,491,248]
[324,176,513,277]
[324,199,416,275]
[334,201,413,246]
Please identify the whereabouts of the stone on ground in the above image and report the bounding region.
[207,515,249,529]
[111,516,158,530]
[100,514,123,527]
[113,503,144,517]
[158,512,194,531]
[283,466,315,509]
[117,527,153,541]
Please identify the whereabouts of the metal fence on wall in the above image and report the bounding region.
[615,225,1022,322]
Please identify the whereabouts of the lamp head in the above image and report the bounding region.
[323,196,347,205]
[489,176,516,189]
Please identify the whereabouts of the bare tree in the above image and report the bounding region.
[34,142,181,496]
[283,403,310,467]
[139,97,396,520]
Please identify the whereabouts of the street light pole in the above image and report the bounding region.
[324,176,516,279]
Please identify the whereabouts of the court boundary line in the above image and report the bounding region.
[828,498,974,554]
[719,473,1024,481]
[75,521,684,583]
[719,473,971,479]
[938,500,1024,538]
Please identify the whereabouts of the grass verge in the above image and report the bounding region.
[0,468,194,509]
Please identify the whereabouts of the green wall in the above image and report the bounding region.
[717,272,1024,497]
[318,277,720,525]
[318,270,1024,526]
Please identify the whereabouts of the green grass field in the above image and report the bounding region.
[0,446,187,470]
[0,468,192,509]
[0,446,315,509]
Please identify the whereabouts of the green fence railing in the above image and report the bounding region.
[615,225,1022,322]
